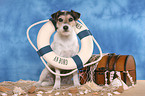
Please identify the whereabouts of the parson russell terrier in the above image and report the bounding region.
[35,10,81,89]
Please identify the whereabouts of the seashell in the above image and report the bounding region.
[37,91,43,94]
[1,93,7,96]
[113,91,121,95]
[79,91,84,95]
[107,93,113,96]
[55,92,60,95]
[36,93,42,96]
[12,94,18,96]
[68,87,78,93]
[84,90,88,94]
[13,86,26,95]
[68,93,72,96]
[28,86,36,93]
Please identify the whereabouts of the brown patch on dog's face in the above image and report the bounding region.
[51,10,80,21]
[51,10,81,36]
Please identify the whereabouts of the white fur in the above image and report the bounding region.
[34,22,80,89]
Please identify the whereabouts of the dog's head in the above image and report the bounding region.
[51,10,81,36]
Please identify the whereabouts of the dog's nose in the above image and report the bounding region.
[63,26,68,31]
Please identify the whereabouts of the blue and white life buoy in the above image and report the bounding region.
[37,19,93,70]
[27,18,103,76]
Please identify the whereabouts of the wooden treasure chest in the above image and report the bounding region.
[79,54,136,86]
[94,54,136,86]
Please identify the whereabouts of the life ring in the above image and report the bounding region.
[37,19,93,70]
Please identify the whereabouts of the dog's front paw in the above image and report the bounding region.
[41,81,54,86]
[74,82,81,87]
[53,82,60,89]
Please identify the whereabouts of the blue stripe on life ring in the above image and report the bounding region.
[77,30,92,40]
[37,45,53,56]
[72,55,83,69]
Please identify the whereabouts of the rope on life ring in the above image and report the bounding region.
[27,18,103,76]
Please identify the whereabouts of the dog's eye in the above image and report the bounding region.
[69,18,73,22]
[58,18,63,22]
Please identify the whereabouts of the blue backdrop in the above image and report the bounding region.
[0,0,145,82]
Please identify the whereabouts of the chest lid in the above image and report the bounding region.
[114,55,136,71]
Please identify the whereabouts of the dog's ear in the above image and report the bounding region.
[70,10,81,21]
[51,10,61,21]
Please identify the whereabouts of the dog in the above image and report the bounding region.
[35,10,81,89]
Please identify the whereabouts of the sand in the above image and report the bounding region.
[0,80,144,96]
